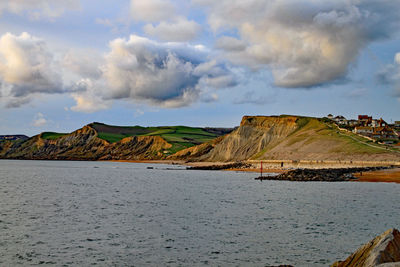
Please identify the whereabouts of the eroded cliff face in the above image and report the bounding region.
[183,115,400,162]
[102,136,172,160]
[0,125,173,160]
[168,136,225,161]
[197,116,299,162]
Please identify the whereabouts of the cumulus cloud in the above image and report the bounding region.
[102,35,236,107]
[63,49,103,79]
[0,32,63,107]
[32,112,47,127]
[197,0,400,88]
[144,18,201,42]
[70,79,111,113]
[130,0,175,22]
[0,0,80,20]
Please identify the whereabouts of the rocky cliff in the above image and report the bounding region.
[0,125,173,160]
[173,115,400,162]
[200,116,299,161]
[2,116,400,162]
[332,228,400,267]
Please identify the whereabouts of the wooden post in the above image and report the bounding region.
[260,161,263,177]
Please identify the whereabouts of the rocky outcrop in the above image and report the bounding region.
[258,167,390,182]
[187,162,252,170]
[332,228,400,267]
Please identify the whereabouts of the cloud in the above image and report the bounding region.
[32,112,47,127]
[101,35,236,107]
[144,18,201,42]
[70,79,111,113]
[63,49,103,79]
[0,32,63,107]
[378,52,400,99]
[130,0,175,22]
[0,0,80,20]
[197,0,400,88]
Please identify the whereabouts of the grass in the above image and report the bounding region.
[90,123,222,155]
[41,132,68,140]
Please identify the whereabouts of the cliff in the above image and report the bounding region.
[1,116,399,162]
[175,115,400,162]
[0,125,173,160]
[332,228,400,267]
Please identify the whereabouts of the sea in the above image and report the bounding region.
[0,160,399,266]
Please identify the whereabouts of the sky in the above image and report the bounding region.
[0,0,399,136]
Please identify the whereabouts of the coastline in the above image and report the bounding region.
[108,159,400,184]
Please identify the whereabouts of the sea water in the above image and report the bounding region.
[0,160,399,266]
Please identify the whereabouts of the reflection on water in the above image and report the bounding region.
[0,160,399,266]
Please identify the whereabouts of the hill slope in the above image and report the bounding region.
[1,116,399,162]
[170,115,400,162]
[0,123,232,160]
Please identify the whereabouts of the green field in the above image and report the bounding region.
[40,132,68,140]
[91,123,223,154]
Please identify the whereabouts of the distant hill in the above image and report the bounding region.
[0,135,29,141]
[0,123,233,160]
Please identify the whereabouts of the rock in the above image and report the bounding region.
[188,162,252,170]
[256,167,389,182]
[332,229,400,267]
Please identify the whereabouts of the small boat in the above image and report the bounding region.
[146,167,154,169]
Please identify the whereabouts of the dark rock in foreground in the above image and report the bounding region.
[331,228,400,267]
[256,167,390,182]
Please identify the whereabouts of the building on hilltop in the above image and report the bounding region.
[358,115,372,126]
[347,120,358,126]
[353,126,373,136]
[372,126,398,140]
[327,114,334,120]
[333,115,347,125]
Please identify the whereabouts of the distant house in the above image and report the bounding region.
[395,121,400,127]
[353,126,373,136]
[372,126,398,140]
[347,120,358,126]
[327,114,334,120]
[358,115,372,126]
[334,115,347,125]
[377,118,387,127]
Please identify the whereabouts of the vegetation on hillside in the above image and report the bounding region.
[90,122,227,155]
[40,132,68,140]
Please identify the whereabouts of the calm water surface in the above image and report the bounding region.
[0,160,399,266]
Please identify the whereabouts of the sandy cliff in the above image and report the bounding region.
[173,115,400,162]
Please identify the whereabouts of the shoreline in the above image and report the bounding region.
[108,159,400,184]
[2,158,400,183]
